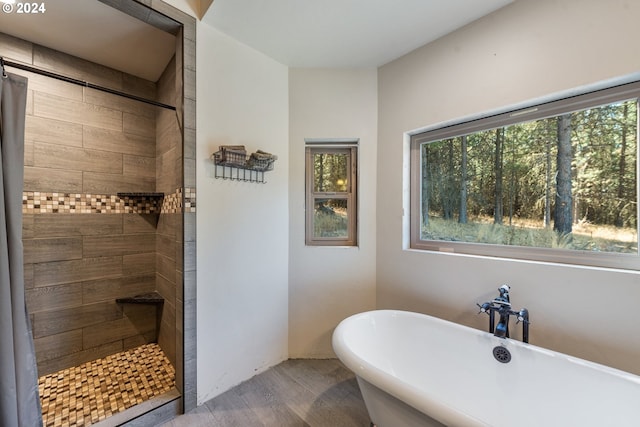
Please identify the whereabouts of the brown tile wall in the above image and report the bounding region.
[1,32,165,376]
[155,55,181,369]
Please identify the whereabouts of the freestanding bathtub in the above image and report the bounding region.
[332,310,640,427]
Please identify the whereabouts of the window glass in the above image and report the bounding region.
[306,145,357,246]
[314,198,349,238]
[313,153,349,192]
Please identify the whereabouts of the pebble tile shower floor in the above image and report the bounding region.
[38,343,175,427]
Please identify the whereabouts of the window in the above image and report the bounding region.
[306,142,358,246]
[410,81,640,270]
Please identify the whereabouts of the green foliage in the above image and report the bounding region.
[422,216,637,254]
[314,152,349,192]
[421,99,638,253]
[314,209,348,237]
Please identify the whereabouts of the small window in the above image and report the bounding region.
[410,81,640,270]
[306,143,357,246]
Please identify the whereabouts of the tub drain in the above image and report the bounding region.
[492,346,511,363]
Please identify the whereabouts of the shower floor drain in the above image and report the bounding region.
[493,346,512,363]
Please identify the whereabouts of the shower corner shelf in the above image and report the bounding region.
[117,192,165,198]
[116,291,165,305]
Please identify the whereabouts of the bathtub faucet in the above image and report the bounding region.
[477,285,530,343]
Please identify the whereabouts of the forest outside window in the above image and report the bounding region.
[306,144,357,246]
[410,81,640,270]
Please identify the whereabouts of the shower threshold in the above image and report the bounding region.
[39,343,175,427]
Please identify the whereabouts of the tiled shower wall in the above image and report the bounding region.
[0,31,173,376]
[156,55,181,369]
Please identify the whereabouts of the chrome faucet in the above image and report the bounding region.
[477,285,530,343]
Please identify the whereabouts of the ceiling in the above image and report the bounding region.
[203,0,514,68]
[0,0,513,81]
[0,0,176,81]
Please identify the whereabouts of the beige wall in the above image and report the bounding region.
[195,24,290,403]
[288,68,378,358]
[377,0,640,374]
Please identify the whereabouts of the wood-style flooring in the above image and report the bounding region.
[161,359,372,427]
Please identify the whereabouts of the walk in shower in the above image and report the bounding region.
[0,0,196,425]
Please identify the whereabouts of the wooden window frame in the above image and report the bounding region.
[305,143,358,246]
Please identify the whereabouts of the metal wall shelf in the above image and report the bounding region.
[117,192,165,198]
[214,164,270,183]
[211,149,276,183]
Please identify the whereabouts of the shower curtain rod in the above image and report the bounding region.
[0,57,176,111]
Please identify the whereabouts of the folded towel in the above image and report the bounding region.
[246,150,277,170]
[219,145,246,152]
[217,145,247,165]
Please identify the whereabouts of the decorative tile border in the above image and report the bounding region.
[184,187,196,213]
[161,187,196,214]
[23,188,196,214]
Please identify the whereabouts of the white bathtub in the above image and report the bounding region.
[332,310,640,427]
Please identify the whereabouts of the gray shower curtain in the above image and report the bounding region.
[0,71,42,426]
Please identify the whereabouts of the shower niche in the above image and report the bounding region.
[0,0,196,425]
